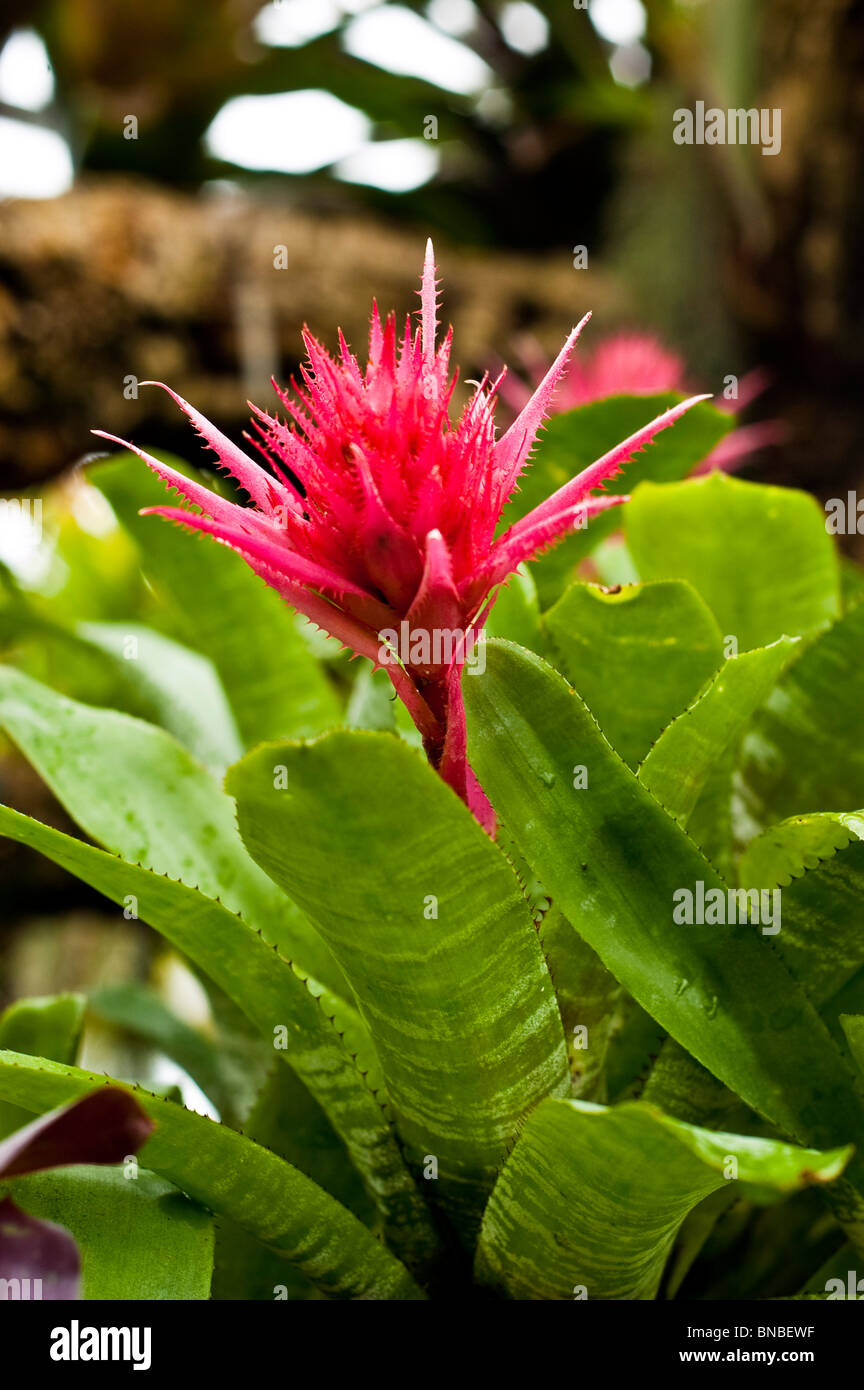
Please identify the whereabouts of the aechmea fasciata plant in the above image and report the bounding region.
[94,241,707,829]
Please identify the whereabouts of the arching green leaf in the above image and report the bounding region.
[0,802,437,1271]
[639,636,798,827]
[476,1097,851,1300]
[626,475,840,651]
[545,579,723,769]
[0,1052,424,1301]
[227,731,569,1237]
[464,640,864,1154]
[740,603,864,829]
[0,664,344,995]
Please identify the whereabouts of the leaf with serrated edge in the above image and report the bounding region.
[226,730,570,1239]
[464,640,864,1155]
[475,1097,851,1300]
[739,603,864,831]
[0,664,345,997]
[639,636,799,827]
[0,802,438,1271]
[627,474,840,652]
[739,811,864,1010]
[545,579,723,770]
[0,1052,424,1301]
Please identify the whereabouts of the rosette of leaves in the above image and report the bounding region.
[1,395,864,1300]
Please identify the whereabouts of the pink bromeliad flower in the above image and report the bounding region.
[501,330,783,474]
[94,243,706,831]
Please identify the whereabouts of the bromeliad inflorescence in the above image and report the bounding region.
[94,241,706,829]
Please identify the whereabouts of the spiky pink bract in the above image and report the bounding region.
[94,242,708,832]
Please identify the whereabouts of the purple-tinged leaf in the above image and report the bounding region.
[0,1089,154,1180]
[0,1196,80,1300]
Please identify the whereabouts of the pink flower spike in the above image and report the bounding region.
[141,504,394,628]
[438,670,496,835]
[692,419,788,475]
[493,311,592,504]
[420,237,438,369]
[562,332,685,406]
[91,430,263,535]
[140,382,294,516]
[720,367,771,416]
[95,246,703,832]
[405,529,462,638]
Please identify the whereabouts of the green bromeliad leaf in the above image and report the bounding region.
[739,602,864,830]
[10,1167,214,1300]
[75,621,243,776]
[0,803,438,1270]
[663,1187,738,1300]
[0,994,86,1139]
[243,1062,375,1224]
[508,396,732,525]
[738,811,864,1017]
[638,637,798,837]
[798,1241,861,1300]
[0,597,242,776]
[0,1052,424,1301]
[841,1016,864,1077]
[213,1058,378,1301]
[639,1042,749,1132]
[626,475,840,651]
[227,731,570,1235]
[0,994,84,1072]
[544,579,723,769]
[738,810,864,895]
[641,810,864,1155]
[537,906,624,1100]
[91,457,341,745]
[0,664,343,994]
[0,663,260,912]
[590,535,641,587]
[346,663,398,733]
[474,1097,852,1300]
[841,558,864,609]
[464,641,864,1153]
